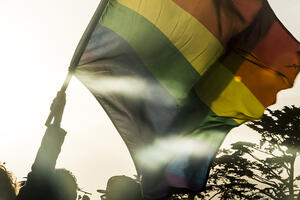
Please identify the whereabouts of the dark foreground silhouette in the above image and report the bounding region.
[0,91,79,200]
[17,91,78,200]
[98,175,143,200]
[0,163,17,200]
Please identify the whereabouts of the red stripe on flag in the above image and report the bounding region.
[253,21,300,82]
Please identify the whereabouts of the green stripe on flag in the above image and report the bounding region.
[100,1,201,101]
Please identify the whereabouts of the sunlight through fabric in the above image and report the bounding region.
[73,0,300,199]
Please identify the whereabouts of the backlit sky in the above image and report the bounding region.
[0,0,299,199]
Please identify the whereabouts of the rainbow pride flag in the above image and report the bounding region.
[73,0,300,199]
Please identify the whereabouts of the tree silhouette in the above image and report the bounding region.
[169,193,194,200]
[196,106,300,200]
[169,106,300,199]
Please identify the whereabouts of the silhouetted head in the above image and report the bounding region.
[53,168,78,200]
[101,175,142,200]
[81,195,91,200]
[0,164,17,200]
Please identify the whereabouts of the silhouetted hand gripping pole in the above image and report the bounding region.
[45,0,112,127]
[50,90,66,127]
[45,72,73,127]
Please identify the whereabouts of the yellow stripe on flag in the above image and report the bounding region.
[118,0,224,75]
[195,62,265,123]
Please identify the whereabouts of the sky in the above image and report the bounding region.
[0,0,299,199]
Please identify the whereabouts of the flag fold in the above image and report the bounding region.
[73,0,300,199]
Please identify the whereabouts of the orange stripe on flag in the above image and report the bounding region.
[223,51,292,108]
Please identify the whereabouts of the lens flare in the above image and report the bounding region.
[75,70,177,108]
[136,136,215,171]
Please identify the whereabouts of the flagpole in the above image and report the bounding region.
[45,0,110,126]
[44,70,73,126]
[69,0,110,68]
[60,70,73,92]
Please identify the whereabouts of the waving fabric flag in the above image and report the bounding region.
[73,0,300,199]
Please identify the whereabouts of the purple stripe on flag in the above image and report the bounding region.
[165,172,204,191]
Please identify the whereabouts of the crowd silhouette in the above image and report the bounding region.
[0,91,143,200]
[1,162,142,200]
[2,89,300,200]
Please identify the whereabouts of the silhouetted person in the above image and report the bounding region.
[98,175,143,200]
[53,168,78,199]
[82,195,90,200]
[0,164,17,200]
[17,91,78,200]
